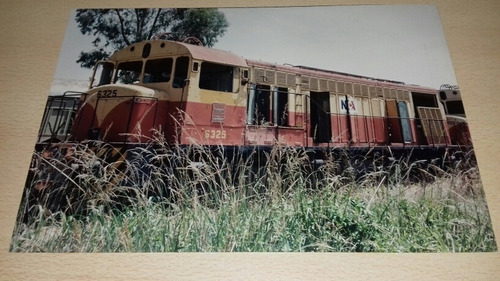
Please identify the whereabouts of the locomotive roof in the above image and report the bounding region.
[246,59,437,93]
[109,40,437,92]
[108,40,248,68]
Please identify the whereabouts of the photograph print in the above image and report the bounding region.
[10,5,497,252]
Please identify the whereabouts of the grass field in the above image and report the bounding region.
[10,141,497,252]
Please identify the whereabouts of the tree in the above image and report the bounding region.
[75,8,229,68]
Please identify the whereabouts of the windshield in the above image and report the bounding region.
[115,61,143,84]
[91,62,114,88]
[92,58,190,87]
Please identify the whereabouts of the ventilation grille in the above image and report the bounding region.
[309,77,318,91]
[211,103,225,123]
[276,72,287,87]
[300,76,310,90]
[287,74,296,87]
[353,84,361,96]
[397,90,404,100]
[369,86,377,98]
[265,70,276,84]
[417,107,447,144]
[383,88,391,98]
[337,82,345,93]
[328,80,337,92]
[345,83,353,95]
[254,68,275,84]
[319,79,328,91]
[361,85,369,97]
[254,68,264,82]
[390,89,397,99]
[404,91,410,101]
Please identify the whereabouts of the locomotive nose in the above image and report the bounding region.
[72,85,162,143]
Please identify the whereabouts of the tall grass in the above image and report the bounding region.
[10,136,497,252]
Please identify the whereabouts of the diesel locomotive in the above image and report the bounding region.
[38,40,471,159]
[25,38,475,216]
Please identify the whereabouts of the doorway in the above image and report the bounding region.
[310,92,332,143]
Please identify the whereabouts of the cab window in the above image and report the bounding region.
[91,62,114,88]
[115,61,143,84]
[173,56,189,88]
[143,58,173,83]
[199,62,235,92]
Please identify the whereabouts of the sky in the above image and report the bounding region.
[52,5,457,91]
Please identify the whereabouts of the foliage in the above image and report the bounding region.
[75,8,229,68]
[10,139,497,252]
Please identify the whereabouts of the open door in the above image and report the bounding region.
[386,100,413,143]
[398,101,413,143]
[310,92,332,143]
[417,107,448,145]
[386,100,403,143]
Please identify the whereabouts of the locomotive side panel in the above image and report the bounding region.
[245,67,309,147]
[178,58,249,146]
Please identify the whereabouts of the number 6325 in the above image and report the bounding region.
[204,129,227,139]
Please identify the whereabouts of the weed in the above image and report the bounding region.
[10,136,497,252]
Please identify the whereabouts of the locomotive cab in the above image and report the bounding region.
[70,40,249,145]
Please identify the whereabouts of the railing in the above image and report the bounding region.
[37,91,87,143]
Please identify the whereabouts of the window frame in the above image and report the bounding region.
[198,61,239,93]
[142,57,174,84]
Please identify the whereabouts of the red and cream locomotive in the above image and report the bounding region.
[39,39,472,165]
[25,38,475,216]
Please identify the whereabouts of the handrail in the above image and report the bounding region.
[37,91,86,143]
